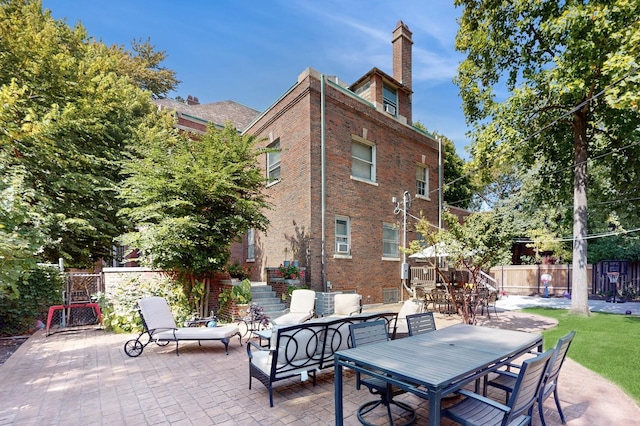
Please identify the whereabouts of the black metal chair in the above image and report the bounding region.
[486,330,576,426]
[406,312,436,336]
[481,290,499,318]
[443,349,553,426]
[349,320,416,426]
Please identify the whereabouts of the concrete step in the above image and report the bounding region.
[250,284,286,318]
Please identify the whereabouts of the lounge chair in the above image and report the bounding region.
[330,293,362,317]
[389,298,424,339]
[271,289,316,325]
[123,296,241,357]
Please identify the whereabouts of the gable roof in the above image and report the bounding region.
[154,98,261,131]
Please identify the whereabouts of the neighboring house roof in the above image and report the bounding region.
[154,98,261,131]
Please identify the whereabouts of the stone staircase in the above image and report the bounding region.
[250,282,286,319]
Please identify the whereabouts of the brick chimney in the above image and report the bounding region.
[186,95,200,105]
[392,21,412,91]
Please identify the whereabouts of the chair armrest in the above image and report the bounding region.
[246,339,273,360]
[457,389,511,413]
[492,370,518,379]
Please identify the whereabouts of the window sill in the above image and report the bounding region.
[381,257,400,262]
[416,194,431,201]
[333,253,352,259]
[350,176,378,186]
[266,179,280,188]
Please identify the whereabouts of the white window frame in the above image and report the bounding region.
[351,135,376,183]
[267,139,281,184]
[383,85,398,117]
[335,216,351,255]
[382,222,399,258]
[247,228,255,261]
[416,165,429,199]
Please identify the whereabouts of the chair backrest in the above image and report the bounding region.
[546,330,576,386]
[406,312,436,336]
[349,320,389,348]
[333,293,362,316]
[137,296,178,331]
[289,289,316,314]
[397,299,424,319]
[507,349,554,421]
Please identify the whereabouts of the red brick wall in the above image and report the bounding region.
[244,70,439,303]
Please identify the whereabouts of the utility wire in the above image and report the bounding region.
[432,65,640,198]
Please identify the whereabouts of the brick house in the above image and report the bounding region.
[239,21,440,303]
[153,21,441,304]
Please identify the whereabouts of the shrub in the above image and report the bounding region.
[0,266,65,336]
[97,275,191,333]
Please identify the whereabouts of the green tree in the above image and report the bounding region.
[119,122,271,313]
[410,208,518,324]
[454,0,640,315]
[0,0,178,274]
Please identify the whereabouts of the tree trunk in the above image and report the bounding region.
[570,108,590,316]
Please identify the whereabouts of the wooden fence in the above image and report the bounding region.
[489,262,640,300]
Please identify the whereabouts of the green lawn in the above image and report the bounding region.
[523,307,640,403]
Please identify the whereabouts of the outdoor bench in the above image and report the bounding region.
[247,311,398,407]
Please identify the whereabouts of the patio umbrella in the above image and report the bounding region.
[409,242,450,259]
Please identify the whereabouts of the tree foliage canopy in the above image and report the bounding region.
[119,123,271,281]
[0,0,179,276]
[454,0,640,313]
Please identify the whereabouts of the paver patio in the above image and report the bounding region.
[1,302,639,425]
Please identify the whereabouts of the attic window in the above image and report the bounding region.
[383,85,397,117]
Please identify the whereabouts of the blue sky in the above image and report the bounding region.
[43,0,471,157]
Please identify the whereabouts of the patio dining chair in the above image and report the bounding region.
[349,320,416,426]
[442,349,553,426]
[481,290,499,318]
[406,312,436,336]
[485,330,576,426]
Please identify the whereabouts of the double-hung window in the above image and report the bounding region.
[267,139,281,183]
[351,136,376,182]
[383,85,398,117]
[335,216,350,255]
[382,223,399,258]
[416,165,429,198]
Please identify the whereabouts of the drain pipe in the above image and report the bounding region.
[321,74,327,292]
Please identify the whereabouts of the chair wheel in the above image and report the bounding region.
[124,339,144,357]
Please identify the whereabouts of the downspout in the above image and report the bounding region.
[438,137,443,229]
[321,74,327,292]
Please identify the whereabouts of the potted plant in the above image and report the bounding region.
[278,263,301,284]
[218,278,252,320]
[224,260,252,280]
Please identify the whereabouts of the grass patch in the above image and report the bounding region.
[523,307,640,403]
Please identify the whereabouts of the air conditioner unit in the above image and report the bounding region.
[384,104,396,115]
[337,242,350,253]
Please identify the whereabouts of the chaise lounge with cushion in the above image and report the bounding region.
[124,296,242,357]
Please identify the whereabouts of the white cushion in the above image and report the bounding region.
[332,294,362,316]
[138,296,178,330]
[153,325,239,341]
[272,312,313,325]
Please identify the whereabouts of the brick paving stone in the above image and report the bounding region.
[1,309,639,425]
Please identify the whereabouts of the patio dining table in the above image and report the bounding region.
[334,323,543,426]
